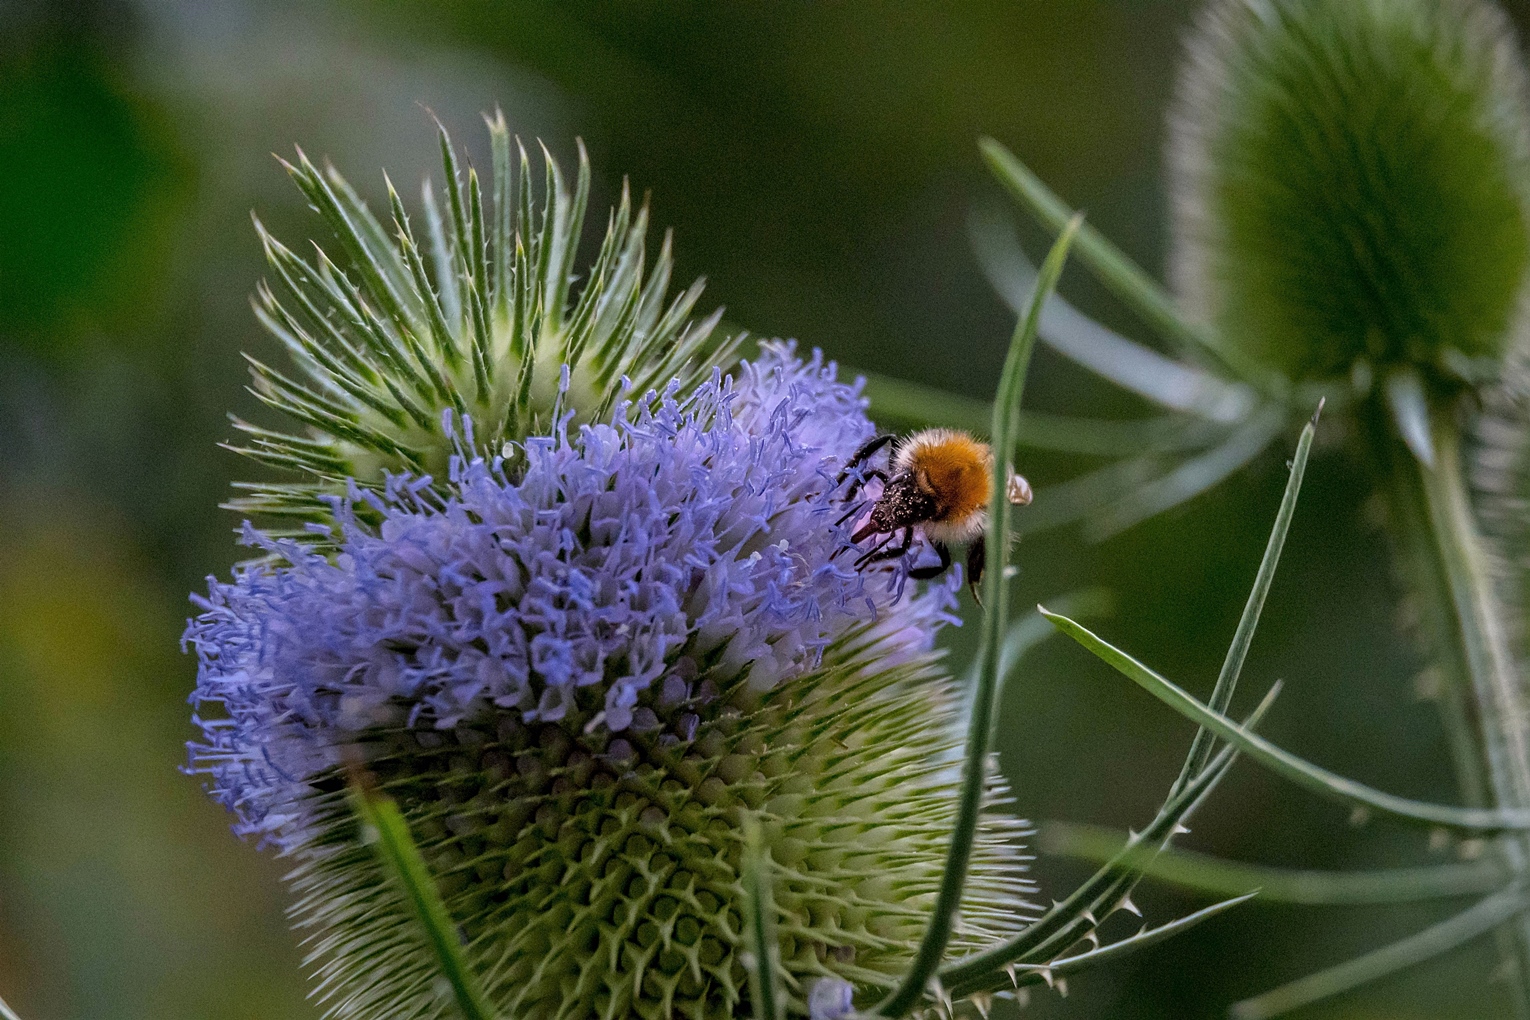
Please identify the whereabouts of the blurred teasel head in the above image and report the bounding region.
[1170,0,1530,396]
[184,118,1034,1019]
[966,0,1530,536]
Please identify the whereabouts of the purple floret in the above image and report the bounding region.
[185,344,959,848]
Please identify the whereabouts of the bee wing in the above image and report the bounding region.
[1006,471,1033,506]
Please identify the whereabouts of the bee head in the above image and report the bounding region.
[852,470,938,542]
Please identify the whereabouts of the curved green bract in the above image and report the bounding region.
[1171,0,1530,385]
[875,215,1079,1018]
[348,784,498,1020]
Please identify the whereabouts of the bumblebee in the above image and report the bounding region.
[838,428,1032,600]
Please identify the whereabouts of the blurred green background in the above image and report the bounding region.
[2,1,1527,1017]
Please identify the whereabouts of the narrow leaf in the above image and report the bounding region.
[860,369,1205,457]
[954,893,1257,1000]
[967,206,1253,423]
[1175,408,1318,791]
[348,777,498,1020]
[1231,888,1530,1020]
[1043,610,1530,832]
[1087,402,1285,540]
[941,728,1251,992]
[876,214,1082,1018]
[421,179,463,329]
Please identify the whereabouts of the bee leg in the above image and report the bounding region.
[836,434,896,496]
[839,434,896,478]
[836,470,890,524]
[909,540,951,580]
[852,530,898,568]
[966,537,987,605]
[853,468,891,501]
[857,526,915,567]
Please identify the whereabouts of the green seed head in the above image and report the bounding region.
[1170,0,1530,387]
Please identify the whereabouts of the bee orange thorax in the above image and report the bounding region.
[895,429,993,525]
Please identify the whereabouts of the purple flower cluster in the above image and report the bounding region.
[186,344,958,848]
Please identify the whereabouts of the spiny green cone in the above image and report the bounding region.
[1170,0,1530,387]
[292,641,1028,1019]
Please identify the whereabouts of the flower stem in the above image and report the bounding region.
[1393,400,1530,1016]
[741,819,786,1020]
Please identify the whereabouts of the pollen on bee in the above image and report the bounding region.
[894,428,993,526]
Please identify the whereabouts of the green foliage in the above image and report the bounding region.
[229,114,735,534]
[1170,0,1530,386]
[1040,820,1505,904]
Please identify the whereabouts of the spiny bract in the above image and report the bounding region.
[229,112,735,537]
[188,116,1037,1017]
[1170,0,1530,387]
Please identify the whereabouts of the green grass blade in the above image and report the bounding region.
[875,214,1081,1018]
[1040,820,1505,905]
[1231,887,1530,1020]
[349,779,498,1020]
[1173,408,1318,792]
[979,137,1270,389]
[742,819,787,1020]
[1043,610,1530,832]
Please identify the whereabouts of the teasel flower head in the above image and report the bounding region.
[1170,0,1530,392]
[187,120,1034,1019]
